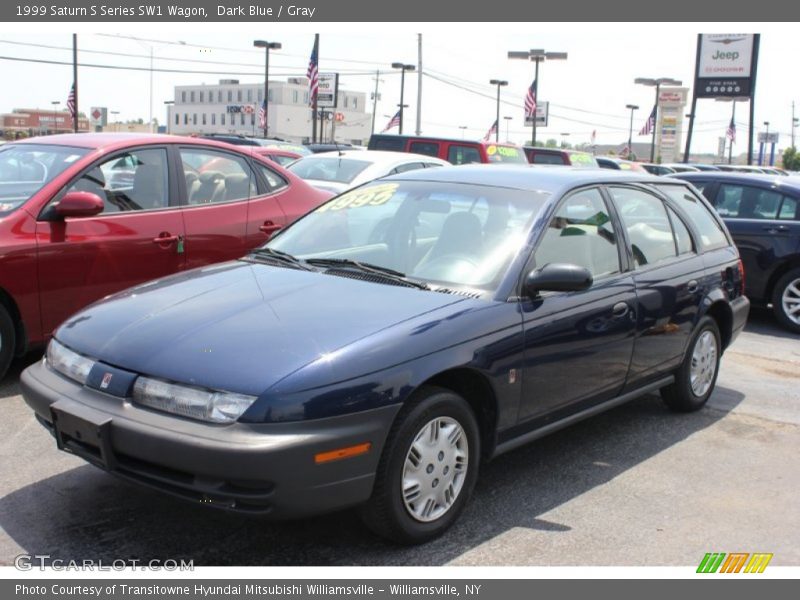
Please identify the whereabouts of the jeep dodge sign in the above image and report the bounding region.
[696,34,756,98]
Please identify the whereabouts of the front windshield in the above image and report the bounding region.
[287,157,372,184]
[0,144,89,216]
[485,145,527,164]
[267,180,548,289]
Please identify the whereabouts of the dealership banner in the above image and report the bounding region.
[4,579,797,600]
[1,1,798,21]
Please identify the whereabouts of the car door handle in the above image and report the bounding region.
[687,280,699,293]
[259,222,282,235]
[762,225,789,233]
[612,302,629,318]
[152,233,179,244]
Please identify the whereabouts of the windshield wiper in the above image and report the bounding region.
[304,258,430,290]
[245,247,313,270]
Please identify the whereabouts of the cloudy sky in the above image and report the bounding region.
[0,22,797,154]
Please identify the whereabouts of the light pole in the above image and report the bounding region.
[560,132,570,148]
[163,101,174,135]
[503,116,513,141]
[110,110,120,132]
[634,77,682,162]
[626,104,639,160]
[489,79,508,142]
[508,48,568,146]
[391,62,415,135]
[254,40,282,138]
[458,125,467,139]
[50,101,60,134]
[792,101,798,148]
[763,121,771,166]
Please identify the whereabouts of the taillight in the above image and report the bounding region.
[737,259,745,295]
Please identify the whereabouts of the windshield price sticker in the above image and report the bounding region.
[317,183,399,212]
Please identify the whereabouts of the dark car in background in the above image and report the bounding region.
[522,147,599,168]
[22,166,747,544]
[0,133,331,379]
[673,172,800,332]
[368,134,527,165]
[596,156,648,172]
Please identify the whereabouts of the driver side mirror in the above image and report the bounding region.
[55,191,104,218]
[524,263,593,297]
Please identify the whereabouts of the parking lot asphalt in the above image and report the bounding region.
[0,308,797,567]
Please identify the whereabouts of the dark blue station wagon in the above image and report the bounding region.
[22,166,749,544]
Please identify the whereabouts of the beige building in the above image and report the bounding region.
[168,78,371,144]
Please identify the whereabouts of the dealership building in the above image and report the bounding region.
[168,79,372,144]
[0,108,90,139]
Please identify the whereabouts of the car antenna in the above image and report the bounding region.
[332,136,344,156]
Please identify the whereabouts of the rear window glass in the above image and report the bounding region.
[567,152,599,168]
[653,184,729,250]
[532,153,566,165]
[485,145,527,164]
[288,157,371,184]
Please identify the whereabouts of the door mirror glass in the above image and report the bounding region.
[55,191,104,218]
[524,263,593,296]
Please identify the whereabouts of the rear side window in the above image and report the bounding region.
[779,196,798,220]
[532,153,566,165]
[409,142,440,157]
[667,206,694,255]
[534,187,620,279]
[717,184,782,219]
[180,148,257,205]
[254,163,288,193]
[448,145,481,165]
[609,187,677,267]
[370,137,405,152]
[653,184,729,251]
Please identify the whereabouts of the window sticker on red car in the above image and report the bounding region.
[317,183,399,212]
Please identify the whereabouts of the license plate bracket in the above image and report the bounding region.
[50,400,116,470]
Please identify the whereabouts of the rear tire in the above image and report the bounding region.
[771,268,800,334]
[0,305,16,381]
[661,316,721,413]
[360,387,480,545]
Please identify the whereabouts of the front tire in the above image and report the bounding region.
[0,305,16,381]
[661,316,721,412]
[360,387,480,544]
[772,267,800,333]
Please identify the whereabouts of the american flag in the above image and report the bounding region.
[639,106,656,136]
[382,110,401,133]
[620,144,630,158]
[726,117,736,143]
[307,37,319,105]
[66,83,76,120]
[482,119,498,142]
[524,79,537,120]
[258,99,267,129]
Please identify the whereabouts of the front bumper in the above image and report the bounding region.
[21,361,401,519]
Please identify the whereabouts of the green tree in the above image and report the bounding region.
[783,146,800,171]
[545,138,558,148]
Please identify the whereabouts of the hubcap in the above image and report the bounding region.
[690,330,718,397]
[781,277,800,326]
[401,416,468,523]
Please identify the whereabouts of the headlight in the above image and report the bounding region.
[132,376,257,424]
[46,339,95,385]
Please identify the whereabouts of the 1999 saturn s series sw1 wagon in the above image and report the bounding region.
[22,166,749,544]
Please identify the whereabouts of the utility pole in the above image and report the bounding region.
[792,100,797,148]
[72,34,78,132]
[370,69,382,135]
[416,33,422,135]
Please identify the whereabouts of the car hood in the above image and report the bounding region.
[56,261,467,396]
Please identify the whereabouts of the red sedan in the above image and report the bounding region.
[0,133,331,379]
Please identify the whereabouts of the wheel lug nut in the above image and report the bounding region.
[438,451,444,461]
[443,466,449,475]
[426,464,434,474]
[432,479,439,488]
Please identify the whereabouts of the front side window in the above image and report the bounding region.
[0,144,89,216]
[609,186,677,267]
[61,148,169,213]
[268,181,547,289]
[180,148,256,205]
[534,188,620,278]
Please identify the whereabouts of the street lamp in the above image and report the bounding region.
[634,77,682,161]
[391,62,415,134]
[458,125,467,139]
[508,48,568,146]
[489,79,508,142]
[626,104,639,160]
[254,39,282,138]
[50,101,60,134]
[110,110,120,132]
[503,116,513,141]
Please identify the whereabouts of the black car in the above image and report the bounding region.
[22,166,748,544]
[673,172,800,332]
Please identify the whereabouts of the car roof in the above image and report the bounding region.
[297,149,448,166]
[12,132,247,153]
[382,164,668,194]
[673,171,800,192]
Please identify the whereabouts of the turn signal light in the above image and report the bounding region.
[315,442,372,464]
